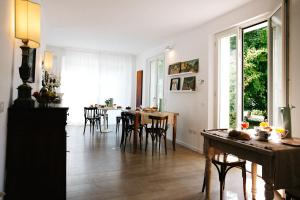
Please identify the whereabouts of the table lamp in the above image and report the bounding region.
[14,0,41,108]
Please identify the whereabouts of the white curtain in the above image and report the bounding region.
[60,49,133,125]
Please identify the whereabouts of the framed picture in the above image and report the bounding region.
[27,48,36,83]
[168,62,181,75]
[170,78,180,91]
[182,76,196,91]
[180,59,199,73]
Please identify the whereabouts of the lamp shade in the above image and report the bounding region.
[44,51,53,71]
[15,0,41,48]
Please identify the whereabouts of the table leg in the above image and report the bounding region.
[101,110,111,133]
[264,179,274,200]
[172,115,177,151]
[205,147,214,200]
[251,162,257,199]
[133,113,140,152]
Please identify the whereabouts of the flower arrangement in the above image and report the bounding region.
[43,71,61,92]
[32,90,56,103]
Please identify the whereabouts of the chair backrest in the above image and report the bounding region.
[84,107,97,119]
[121,111,136,130]
[149,115,168,133]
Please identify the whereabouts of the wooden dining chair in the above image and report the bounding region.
[201,129,247,200]
[145,115,168,155]
[202,153,247,200]
[120,112,143,151]
[83,107,101,134]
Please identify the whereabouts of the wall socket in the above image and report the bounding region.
[0,102,4,113]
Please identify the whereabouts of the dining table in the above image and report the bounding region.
[201,129,300,200]
[97,106,121,133]
[124,110,179,152]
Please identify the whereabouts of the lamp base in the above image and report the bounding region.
[13,83,34,108]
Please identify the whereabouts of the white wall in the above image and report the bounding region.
[0,0,15,192]
[289,0,300,138]
[136,0,281,153]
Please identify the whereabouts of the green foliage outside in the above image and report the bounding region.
[228,27,268,128]
[243,27,268,119]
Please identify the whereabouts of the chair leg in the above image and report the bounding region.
[106,116,108,129]
[139,128,143,150]
[123,133,127,151]
[158,135,161,153]
[151,135,155,155]
[164,135,167,155]
[83,120,87,134]
[219,165,226,200]
[202,176,206,192]
[242,164,247,200]
[90,120,92,133]
[145,132,149,152]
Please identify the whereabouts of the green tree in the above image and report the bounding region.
[243,27,268,118]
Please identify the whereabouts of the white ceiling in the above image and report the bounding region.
[43,0,252,54]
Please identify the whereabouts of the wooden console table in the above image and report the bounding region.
[201,129,300,200]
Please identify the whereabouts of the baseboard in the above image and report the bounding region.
[175,139,203,154]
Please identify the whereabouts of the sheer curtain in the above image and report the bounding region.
[60,49,133,125]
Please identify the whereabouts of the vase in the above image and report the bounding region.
[38,102,49,108]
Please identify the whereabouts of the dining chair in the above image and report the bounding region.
[201,129,247,200]
[145,115,168,155]
[83,107,101,134]
[202,153,247,200]
[120,111,143,151]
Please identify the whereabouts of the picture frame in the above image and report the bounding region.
[180,59,199,73]
[182,76,196,91]
[168,62,181,75]
[170,78,180,91]
[27,48,36,83]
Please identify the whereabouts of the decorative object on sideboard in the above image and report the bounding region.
[33,51,62,107]
[170,78,180,91]
[105,98,114,107]
[13,0,40,108]
[182,76,196,91]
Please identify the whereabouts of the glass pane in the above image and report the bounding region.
[219,34,237,128]
[149,60,157,107]
[157,58,164,107]
[271,8,285,127]
[149,56,165,108]
[243,22,268,128]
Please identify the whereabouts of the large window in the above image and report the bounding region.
[217,7,285,129]
[60,50,134,125]
[148,55,165,109]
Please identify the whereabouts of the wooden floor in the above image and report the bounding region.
[67,125,282,200]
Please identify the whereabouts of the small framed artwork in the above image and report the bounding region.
[27,48,36,83]
[170,78,180,91]
[180,59,199,73]
[168,62,181,75]
[182,76,196,91]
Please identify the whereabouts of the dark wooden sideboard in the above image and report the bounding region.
[5,106,68,200]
